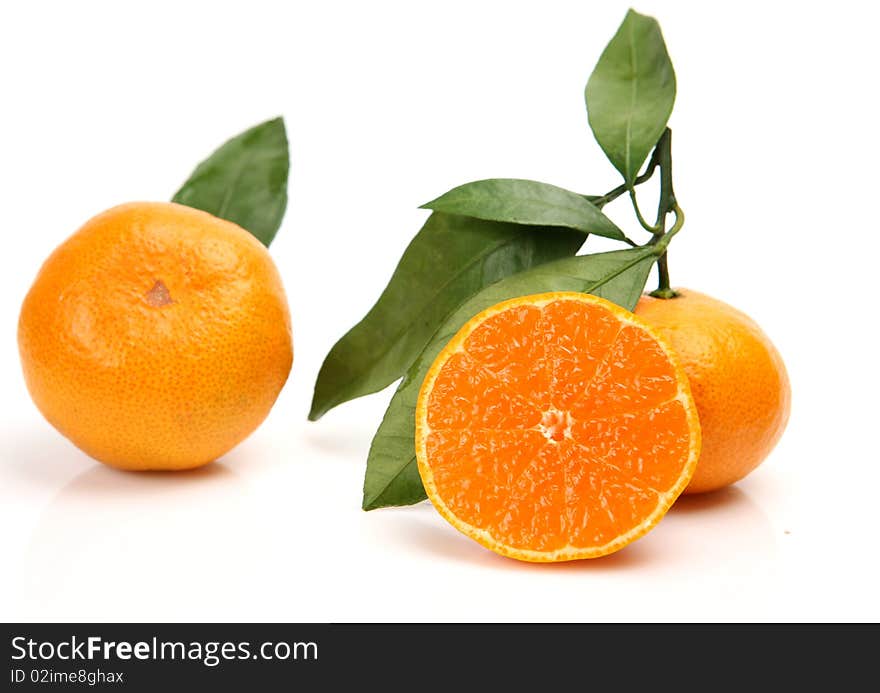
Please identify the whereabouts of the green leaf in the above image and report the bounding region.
[420,179,624,241]
[362,245,659,510]
[585,9,676,186]
[172,117,289,246]
[309,213,584,421]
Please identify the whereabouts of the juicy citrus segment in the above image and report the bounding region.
[425,352,541,430]
[426,429,546,529]
[542,299,623,410]
[416,292,701,562]
[570,325,680,419]
[557,439,660,548]
[462,304,550,409]
[492,443,567,552]
[570,400,693,491]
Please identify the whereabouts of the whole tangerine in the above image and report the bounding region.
[635,289,790,493]
[18,202,293,471]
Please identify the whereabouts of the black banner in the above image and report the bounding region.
[1,623,873,689]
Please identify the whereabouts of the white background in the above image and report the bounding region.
[1,0,877,622]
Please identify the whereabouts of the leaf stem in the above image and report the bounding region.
[629,189,663,234]
[652,204,684,249]
[587,127,684,296]
[590,145,662,209]
[583,204,683,297]
[654,129,675,228]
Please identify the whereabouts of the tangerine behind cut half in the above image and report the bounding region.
[415,292,701,562]
[635,289,791,493]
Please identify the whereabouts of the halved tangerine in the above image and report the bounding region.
[415,292,701,562]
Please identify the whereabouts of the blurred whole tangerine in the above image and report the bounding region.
[18,202,293,471]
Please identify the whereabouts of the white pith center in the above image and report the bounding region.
[538,409,572,443]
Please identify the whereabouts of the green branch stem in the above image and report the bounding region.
[652,254,674,298]
[629,189,663,234]
[648,129,678,297]
[653,128,675,229]
[590,144,662,209]
[649,203,684,298]
[583,204,683,296]
[653,204,684,248]
[586,128,683,297]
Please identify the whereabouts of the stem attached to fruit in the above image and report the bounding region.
[587,127,685,299]
[649,129,681,299]
[652,256,675,299]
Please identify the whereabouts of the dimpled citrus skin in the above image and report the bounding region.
[635,289,790,493]
[18,202,293,471]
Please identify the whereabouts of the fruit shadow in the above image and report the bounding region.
[5,426,243,491]
[392,504,650,571]
[3,428,92,489]
[19,460,248,617]
[668,486,753,514]
[50,460,237,496]
[299,394,396,461]
[301,428,371,458]
[396,485,767,571]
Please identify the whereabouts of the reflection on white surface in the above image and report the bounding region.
[22,463,261,621]
[659,487,778,562]
[3,426,92,491]
[359,483,783,621]
[4,413,793,622]
[391,485,776,573]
